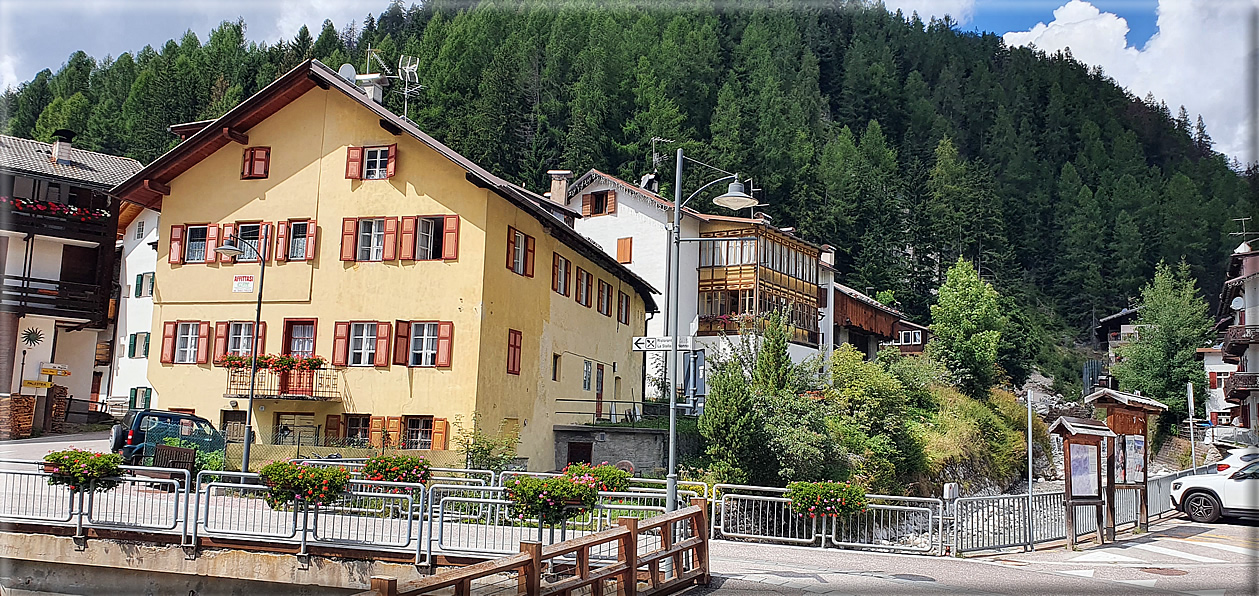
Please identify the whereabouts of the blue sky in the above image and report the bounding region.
[0,0,1252,161]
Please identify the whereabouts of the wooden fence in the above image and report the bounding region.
[360,497,710,596]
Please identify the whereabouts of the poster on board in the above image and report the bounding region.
[1126,435,1145,483]
[1115,436,1127,484]
[1069,443,1099,498]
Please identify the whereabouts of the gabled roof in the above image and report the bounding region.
[110,60,655,310]
[1083,388,1168,412]
[569,169,765,225]
[1,134,141,189]
[1048,416,1116,438]
[834,283,905,320]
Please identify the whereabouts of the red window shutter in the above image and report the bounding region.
[552,253,560,293]
[339,218,357,261]
[369,416,385,447]
[324,415,341,440]
[507,329,522,375]
[332,321,350,366]
[204,225,219,264]
[382,217,399,261]
[442,215,460,260]
[431,418,448,450]
[581,194,592,217]
[345,146,363,179]
[219,223,235,263]
[276,221,289,261]
[1210,372,1218,389]
[393,320,411,366]
[255,148,270,178]
[436,321,454,367]
[196,321,211,364]
[160,321,178,363]
[385,143,398,178]
[305,220,317,261]
[606,190,617,214]
[399,216,417,260]
[214,321,229,364]
[168,225,184,264]
[241,149,253,178]
[506,227,517,270]
[260,222,273,260]
[256,321,266,355]
[524,235,535,277]
[374,321,392,367]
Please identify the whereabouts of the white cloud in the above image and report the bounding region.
[0,54,17,90]
[1003,0,1254,163]
[886,0,977,24]
[272,0,364,43]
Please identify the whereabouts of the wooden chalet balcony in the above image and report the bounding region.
[1,199,113,244]
[1224,372,1259,403]
[224,368,340,401]
[1,275,104,322]
[1223,325,1259,356]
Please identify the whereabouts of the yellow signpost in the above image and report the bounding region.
[21,380,53,389]
[39,368,70,377]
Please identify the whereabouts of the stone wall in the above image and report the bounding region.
[49,385,68,433]
[552,424,701,475]
[0,312,16,393]
[0,394,35,440]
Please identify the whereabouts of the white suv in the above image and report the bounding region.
[1171,462,1259,523]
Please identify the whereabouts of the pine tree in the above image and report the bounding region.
[1109,210,1146,308]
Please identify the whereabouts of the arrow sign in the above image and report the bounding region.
[22,380,53,389]
[631,336,694,351]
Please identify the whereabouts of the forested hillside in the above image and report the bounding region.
[4,0,1254,390]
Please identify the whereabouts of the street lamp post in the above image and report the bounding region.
[666,148,757,511]
[214,228,269,473]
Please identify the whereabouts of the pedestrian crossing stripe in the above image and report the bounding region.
[1056,569,1096,577]
[1116,579,1158,588]
[1068,551,1146,563]
[1174,539,1259,558]
[1131,542,1226,563]
[1185,590,1227,596]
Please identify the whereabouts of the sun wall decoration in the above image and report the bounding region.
[20,327,44,347]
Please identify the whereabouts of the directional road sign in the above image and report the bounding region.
[631,336,694,352]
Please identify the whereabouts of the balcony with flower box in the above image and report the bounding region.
[1223,325,1259,356]
[1224,372,1259,403]
[1,196,114,244]
[222,355,339,401]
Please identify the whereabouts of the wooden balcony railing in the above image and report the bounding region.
[1224,372,1259,403]
[2,201,112,243]
[1223,325,1259,355]
[225,368,340,401]
[1,275,104,321]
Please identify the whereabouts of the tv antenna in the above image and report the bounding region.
[650,137,675,172]
[1232,217,1256,244]
[359,47,425,122]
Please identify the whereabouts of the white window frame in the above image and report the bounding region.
[349,322,377,366]
[417,217,444,260]
[555,256,570,295]
[227,322,255,356]
[511,229,527,275]
[236,223,261,262]
[288,221,308,260]
[357,218,386,261]
[912,331,922,344]
[409,322,440,367]
[405,416,434,449]
[583,360,593,391]
[175,322,199,364]
[135,220,145,240]
[363,146,390,180]
[138,272,155,297]
[184,226,208,263]
[900,331,912,345]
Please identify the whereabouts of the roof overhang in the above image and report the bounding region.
[1049,416,1117,438]
[1083,388,1169,413]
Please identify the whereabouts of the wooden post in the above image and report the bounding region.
[617,518,639,596]
[369,576,398,596]
[1139,416,1150,531]
[1094,504,1105,545]
[690,497,710,586]
[1105,434,1116,542]
[520,540,542,596]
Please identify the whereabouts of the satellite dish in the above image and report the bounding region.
[1232,296,1245,310]
[337,63,357,83]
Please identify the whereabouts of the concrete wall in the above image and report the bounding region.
[8,315,55,396]
[553,424,668,473]
[50,327,97,401]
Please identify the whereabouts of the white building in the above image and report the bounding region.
[1218,241,1259,444]
[108,207,160,412]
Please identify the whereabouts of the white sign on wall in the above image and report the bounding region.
[232,275,255,293]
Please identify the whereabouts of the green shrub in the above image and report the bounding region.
[258,461,349,509]
[506,475,599,524]
[785,481,867,518]
[363,454,432,484]
[562,462,630,492]
[43,449,123,493]
[159,437,224,475]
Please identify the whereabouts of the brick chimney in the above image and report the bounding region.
[50,129,76,164]
[547,170,572,206]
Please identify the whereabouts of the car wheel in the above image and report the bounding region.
[109,424,126,452]
[1185,492,1222,523]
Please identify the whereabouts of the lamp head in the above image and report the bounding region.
[215,239,245,257]
[713,179,758,211]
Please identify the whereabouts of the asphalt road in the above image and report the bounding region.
[697,516,1259,595]
[0,431,110,466]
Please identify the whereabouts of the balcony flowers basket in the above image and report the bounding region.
[785,481,867,519]
[42,449,124,493]
[561,462,631,492]
[219,354,251,369]
[295,356,326,371]
[267,355,300,373]
[506,474,600,525]
[219,354,326,372]
[363,454,431,499]
[259,461,349,510]
[1,196,110,223]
